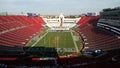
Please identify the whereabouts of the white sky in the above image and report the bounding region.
[0,0,120,15]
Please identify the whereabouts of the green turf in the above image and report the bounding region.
[34,31,75,48]
[28,30,83,56]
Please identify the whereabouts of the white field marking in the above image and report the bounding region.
[70,30,79,52]
[56,32,59,48]
[30,32,48,48]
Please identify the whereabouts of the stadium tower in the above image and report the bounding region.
[59,13,64,27]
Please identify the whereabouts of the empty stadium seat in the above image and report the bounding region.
[77,16,120,51]
[0,15,45,47]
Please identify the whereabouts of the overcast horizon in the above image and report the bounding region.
[0,0,120,15]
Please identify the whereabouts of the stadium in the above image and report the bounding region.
[0,0,120,68]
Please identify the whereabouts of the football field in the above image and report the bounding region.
[30,31,79,52]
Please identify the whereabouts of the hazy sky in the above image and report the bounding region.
[0,0,120,15]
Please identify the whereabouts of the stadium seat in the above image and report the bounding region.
[77,16,120,51]
[0,15,45,47]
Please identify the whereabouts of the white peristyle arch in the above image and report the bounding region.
[59,13,64,24]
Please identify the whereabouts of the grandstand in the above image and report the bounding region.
[77,16,120,51]
[0,7,120,68]
[0,15,45,46]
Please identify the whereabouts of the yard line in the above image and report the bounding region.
[28,32,48,50]
[70,30,79,52]
[56,32,59,48]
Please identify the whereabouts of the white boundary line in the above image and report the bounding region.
[70,30,79,52]
[30,32,48,48]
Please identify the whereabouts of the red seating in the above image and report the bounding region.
[77,16,120,51]
[0,15,45,47]
[57,49,120,68]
